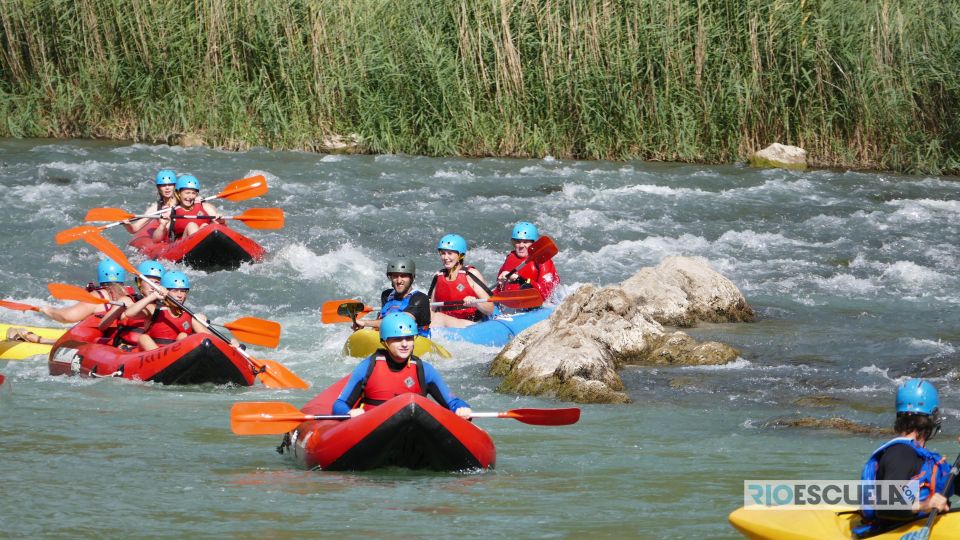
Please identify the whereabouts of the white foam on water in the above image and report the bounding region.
[879,260,950,291]
[30,144,89,156]
[680,357,752,371]
[432,169,475,180]
[273,243,380,290]
[900,338,956,355]
[811,273,881,295]
[320,154,346,162]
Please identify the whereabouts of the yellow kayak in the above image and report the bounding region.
[0,322,67,360]
[729,506,960,539]
[343,328,451,359]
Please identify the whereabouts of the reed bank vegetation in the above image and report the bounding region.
[1,0,958,173]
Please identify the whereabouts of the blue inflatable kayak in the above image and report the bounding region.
[433,307,554,347]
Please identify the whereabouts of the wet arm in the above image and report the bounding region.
[332,359,372,415]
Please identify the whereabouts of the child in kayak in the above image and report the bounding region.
[496,221,559,301]
[427,234,494,328]
[37,259,130,324]
[151,175,224,242]
[352,257,431,337]
[96,259,166,350]
[124,271,215,351]
[333,312,471,418]
[124,170,179,234]
[854,379,957,536]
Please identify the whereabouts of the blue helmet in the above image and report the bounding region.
[155,169,177,186]
[175,174,200,192]
[437,234,468,255]
[160,271,190,290]
[136,260,166,279]
[896,379,939,415]
[511,221,540,241]
[379,312,417,341]
[97,259,126,284]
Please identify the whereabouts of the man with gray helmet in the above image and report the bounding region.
[353,257,432,337]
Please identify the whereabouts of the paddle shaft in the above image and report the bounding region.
[907,452,960,539]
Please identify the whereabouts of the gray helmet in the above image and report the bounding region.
[386,258,416,277]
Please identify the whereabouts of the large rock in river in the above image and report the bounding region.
[749,142,808,171]
[491,256,749,404]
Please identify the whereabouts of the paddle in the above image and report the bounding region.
[85,207,284,230]
[57,175,268,244]
[0,300,41,312]
[230,401,581,435]
[501,235,559,282]
[900,451,960,540]
[46,283,282,348]
[431,288,543,310]
[320,300,374,324]
[65,231,306,388]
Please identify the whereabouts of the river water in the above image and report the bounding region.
[0,139,958,538]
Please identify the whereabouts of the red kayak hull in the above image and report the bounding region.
[130,224,265,271]
[289,377,496,471]
[47,316,255,386]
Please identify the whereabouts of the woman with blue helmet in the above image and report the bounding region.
[496,221,560,301]
[96,260,167,349]
[124,169,180,234]
[332,312,471,419]
[124,270,219,351]
[30,259,131,324]
[427,233,495,329]
[152,174,224,242]
[854,379,957,536]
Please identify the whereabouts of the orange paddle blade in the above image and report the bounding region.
[251,358,309,389]
[321,300,373,324]
[233,208,284,229]
[0,299,40,312]
[231,401,347,435]
[84,207,135,222]
[47,283,111,304]
[488,288,544,309]
[79,232,138,275]
[215,175,268,202]
[55,225,103,245]
[527,235,559,265]
[222,317,281,348]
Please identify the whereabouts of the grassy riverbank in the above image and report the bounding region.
[1,0,958,173]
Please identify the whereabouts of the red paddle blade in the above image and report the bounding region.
[84,207,135,222]
[321,300,372,324]
[223,317,281,348]
[216,175,268,202]
[0,299,40,312]
[234,208,284,229]
[47,283,111,304]
[489,288,544,309]
[55,225,103,245]
[503,407,580,426]
[231,401,311,435]
[528,235,559,265]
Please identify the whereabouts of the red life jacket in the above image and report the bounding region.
[432,266,481,320]
[360,355,425,408]
[147,307,194,342]
[172,203,206,237]
[497,252,559,300]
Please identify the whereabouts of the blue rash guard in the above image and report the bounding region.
[332,353,470,415]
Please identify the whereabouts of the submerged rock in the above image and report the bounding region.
[492,256,751,404]
[749,142,808,171]
[764,416,892,436]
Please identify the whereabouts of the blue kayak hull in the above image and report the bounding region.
[433,308,553,347]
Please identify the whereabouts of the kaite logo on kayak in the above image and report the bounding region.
[743,480,919,510]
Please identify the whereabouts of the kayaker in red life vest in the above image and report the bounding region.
[333,312,471,419]
[496,221,559,301]
[124,271,225,351]
[123,170,179,234]
[152,175,224,242]
[352,257,432,337]
[35,259,131,324]
[854,379,958,537]
[427,234,495,329]
[97,259,166,350]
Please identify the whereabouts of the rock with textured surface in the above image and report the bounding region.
[749,142,808,170]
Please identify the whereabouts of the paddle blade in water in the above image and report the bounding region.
[223,317,281,348]
[528,235,559,265]
[55,225,102,245]
[490,289,544,309]
[84,207,135,222]
[0,300,40,312]
[234,208,284,229]
[47,283,111,304]
[231,401,309,435]
[253,358,309,389]
[217,175,268,202]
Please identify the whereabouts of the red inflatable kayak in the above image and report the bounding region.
[129,224,265,271]
[285,377,496,471]
[48,316,257,386]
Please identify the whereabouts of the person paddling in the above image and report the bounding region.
[428,234,494,329]
[353,258,431,337]
[96,259,166,350]
[152,175,224,242]
[125,271,217,351]
[496,221,559,301]
[34,259,130,324]
[333,312,471,418]
[123,170,179,234]
[854,379,957,536]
